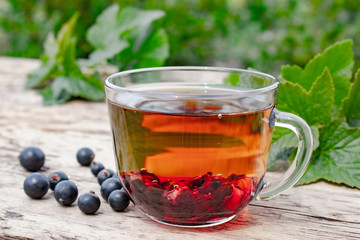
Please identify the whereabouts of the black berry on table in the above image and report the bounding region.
[54,180,78,206]
[23,173,49,199]
[78,191,101,215]
[108,189,130,212]
[90,161,105,177]
[97,169,114,185]
[76,147,94,166]
[100,178,122,201]
[19,147,45,172]
[47,171,68,190]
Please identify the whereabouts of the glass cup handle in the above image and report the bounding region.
[257,108,314,200]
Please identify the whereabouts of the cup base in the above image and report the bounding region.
[145,214,236,228]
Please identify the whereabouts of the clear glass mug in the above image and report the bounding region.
[105,67,313,227]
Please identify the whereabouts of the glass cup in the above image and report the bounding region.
[105,67,313,227]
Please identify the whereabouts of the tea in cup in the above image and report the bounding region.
[105,67,313,227]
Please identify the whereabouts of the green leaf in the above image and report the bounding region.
[56,13,79,65]
[43,32,58,62]
[87,41,129,66]
[26,63,57,89]
[61,37,80,76]
[132,28,169,68]
[341,69,360,127]
[298,121,360,188]
[281,40,353,106]
[272,125,319,150]
[117,7,164,52]
[223,72,267,89]
[87,4,120,49]
[27,12,105,105]
[57,16,105,102]
[119,7,164,31]
[59,34,105,101]
[86,4,129,65]
[39,87,71,106]
[224,73,240,86]
[25,14,79,89]
[51,75,105,102]
[86,4,166,67]
[278,68,335,126]
[269,125,319,171]
[268,131,297,171]
[26,32,59,89]
[311,125,320,150]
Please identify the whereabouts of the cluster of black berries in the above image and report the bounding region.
[21,146,130,215]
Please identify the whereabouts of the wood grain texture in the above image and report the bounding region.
[0,57,359,240]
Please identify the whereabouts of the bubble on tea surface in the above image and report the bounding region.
[218,114,222,119]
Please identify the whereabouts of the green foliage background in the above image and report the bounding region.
[2,0,360,75]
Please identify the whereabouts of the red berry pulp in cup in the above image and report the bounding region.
[122,169,258,224]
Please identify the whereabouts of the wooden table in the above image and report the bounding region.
[1,57,359,240]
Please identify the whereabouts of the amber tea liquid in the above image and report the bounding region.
[108,85,274,224]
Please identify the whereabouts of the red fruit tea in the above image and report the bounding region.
[108,85,273,225]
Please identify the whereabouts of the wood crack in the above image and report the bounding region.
[250,204,360,224]
[0,234,34,240]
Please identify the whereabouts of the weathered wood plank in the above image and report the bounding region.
[0,57,359,240]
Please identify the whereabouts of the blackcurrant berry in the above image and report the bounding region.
[76,147,94,166]
[78,191,101,215]
[108,189,130,212]
[90,161,105,177]
[100,178,122,201]
[19,147,45,172]
[97,169,114,185]
[23,173,49,199]
[47,171,68,190]
[54,180,78,206]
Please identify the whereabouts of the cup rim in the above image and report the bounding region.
[105,66,279,98]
